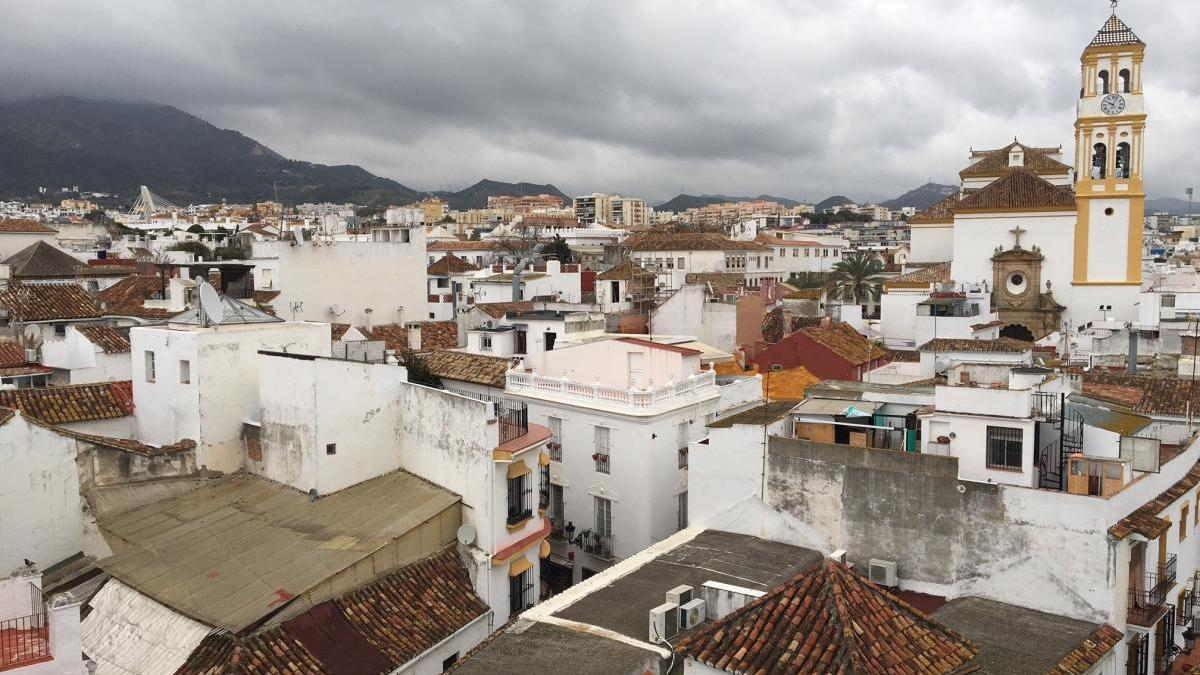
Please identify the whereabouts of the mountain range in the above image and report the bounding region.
[0,97,567,210]
[655,193,805,212]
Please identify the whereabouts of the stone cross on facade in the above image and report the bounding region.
[1009,225,1026,249]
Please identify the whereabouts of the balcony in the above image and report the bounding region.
[0,583,49,670]
[593,451,610,474]
[549,517,567,542]
[1128,555,1177,627]
[507,369,718,412]
[577,531,614,560]
[498,404,530,445]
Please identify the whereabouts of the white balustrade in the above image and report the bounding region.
[506,369,717,410]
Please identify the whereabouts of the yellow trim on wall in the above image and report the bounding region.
[508,556,533,577]
[1073,201,1090,283]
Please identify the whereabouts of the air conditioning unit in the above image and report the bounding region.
[665,585,693,607]
[869,559,898,588]
[648,602,679,642]
[828,549,847,564]
[24,348,37,363]
[679,598,707,630]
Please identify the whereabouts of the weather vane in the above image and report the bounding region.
[1110,0,1118,12]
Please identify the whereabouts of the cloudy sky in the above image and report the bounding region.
[3,0,1197,204]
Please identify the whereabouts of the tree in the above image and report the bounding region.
[467,229,481,241]
[168,241,214,260]
[786,271,829,289]
[186,224,206,234]
[546,234,574,264]
[401,350,442,388]
[828,251,887,318]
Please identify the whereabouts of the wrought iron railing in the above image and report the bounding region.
[593,451,610,474]
[1031,391,1060,419]
[547,440,562,462]
[1128,563,1176,626]
[498,404,529,444]
[577,530,614,560]
[678,446,688,469]
[549,517,567,541]
[1161,554,1178,589]
[0,583,49,669]
[539,464,550,511]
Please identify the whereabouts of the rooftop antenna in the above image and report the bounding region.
[198,279,225,326]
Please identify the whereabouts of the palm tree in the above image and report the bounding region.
[828,251,887,318]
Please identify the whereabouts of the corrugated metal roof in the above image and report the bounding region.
[95,470,459,633]
[793,398,880,416]
[81,578,212,675]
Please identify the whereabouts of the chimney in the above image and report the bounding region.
[1128,328,1138,374]
[364,308,374,332]
[408,324,422,351]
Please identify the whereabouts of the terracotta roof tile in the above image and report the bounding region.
[956,167,1076,212]
[1082,373,1200,417]
[684,272,744,291]
[0,342,28,368]
[330,323,352,341]
[1046,624,1123,675]
[626,232,769,252]
[0,381,134,424]
[917,337,1033,354]
[98,275,175,318]
[596,260,654,281]
[2,241,89,278]
[33,420,194,457]
[909,193,961,224]
[175,547,487,675]
[75,325,131,353]
[0,283,101,321]
[417,350,519,388]
[884,262,952,291]
[359,321,459,354]
[0,219,57,233]
[1090,14,1143,47]
[473,301,534,319]
[427,254,479,276]
[1109,455,1200,540]
[801,321,879,365]
[676,559,977,674]
[959,143,1071,180]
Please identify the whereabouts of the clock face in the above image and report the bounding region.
[1101,93,1126,115]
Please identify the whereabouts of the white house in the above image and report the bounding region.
[0,565,84,674]
[40,324,131,385]
[626,232,781,291]
[131,298,331,472]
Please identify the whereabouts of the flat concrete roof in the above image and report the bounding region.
[450,621,660,675]
[552,530,822,642]
[96,470,459,632]
[932,596,1114,674]
[707,401,798,428]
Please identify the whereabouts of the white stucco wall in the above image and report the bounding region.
[132,321,331,472]
[650,286,738,354]
[880,290,929,350]
[908,225,953,263]
[252,234,428,327]
[0,414,84,572]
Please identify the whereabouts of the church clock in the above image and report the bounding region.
[1100,93,1126,115]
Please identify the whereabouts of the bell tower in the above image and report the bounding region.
[1072,6,1145,291]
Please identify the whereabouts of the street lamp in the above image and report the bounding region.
[1183,626,1197,653]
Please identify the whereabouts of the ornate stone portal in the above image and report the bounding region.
[991,227,1064,339]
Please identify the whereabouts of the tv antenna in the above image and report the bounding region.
[197,279,225,326]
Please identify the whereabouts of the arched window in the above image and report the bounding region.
[1118,69,1131,93]
[1116,142,1131,178]
[1091,143,1107,179]
[1097,70,1110,95]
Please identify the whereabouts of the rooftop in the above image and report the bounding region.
[3,241,90,278]
[473,300,535,318]
[1109,453,1200,540]
[95,470,460,632]
[98,275,176,319]
[931,596,1121,674]
[449,621,660,675]
[626,232,769,252]
[917,337,1033,354]
[799,321,879,365]
[1089,13,1143,47]
[427,253,479,276]
[0,218,57,234]
[0,381,134,424]
[175,547,488,674]
[959,142,1072,180]
[676,558,977,674]
[552,530,821,643]
[417,350,519,388]
[74,324,131,354]
[0,282,102,321]
[956,167,1076,212]
[707,400,798,428]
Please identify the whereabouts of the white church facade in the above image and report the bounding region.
[907,12,1147,340]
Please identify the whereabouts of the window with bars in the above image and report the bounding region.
[986,426,1023,470]
[547,417,563,462]
[508,568,532,615]
[506,472,531,524]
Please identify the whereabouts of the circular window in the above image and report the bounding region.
[1105,207,1115,216]
[1006,271,1028,295]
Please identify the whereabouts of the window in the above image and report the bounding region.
[986,426,1023,470]
[144,351,156,382]
[480,334,493,352]
[179,359,191,384]
[1163,294,1177,308]
[508,567,531,615]
[441,653,460,672]
[677,257,684,269]
[594,426,610,473]
[507,471,531,524]
[550,483,564,524]
[54,323,66,337]
[677,492,688,531]
[677,421,689,469]
[326,443,336,455]
[1119,68,1131,94]
[1116,142,1131,179]
[1097,69,1110,95]
[1182,504,1189,540]
[547,417,563,461]
[792,248,798,258]
[594,496,612,537]
[1091,143,1107,179]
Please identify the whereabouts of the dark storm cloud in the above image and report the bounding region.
[1,0,1196,203]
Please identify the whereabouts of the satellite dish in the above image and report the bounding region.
[198,281,225,325]
[456,525,476,546]
[293,225,306,246]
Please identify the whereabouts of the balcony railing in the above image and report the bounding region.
[593,452,610,474]
[549,517,567,541]
[577,531,614,560]
[0,583,49,670]
[547,440,562,462]
[498,403,529,444]
[1128,558,1177,627]
[506,370,717,411]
